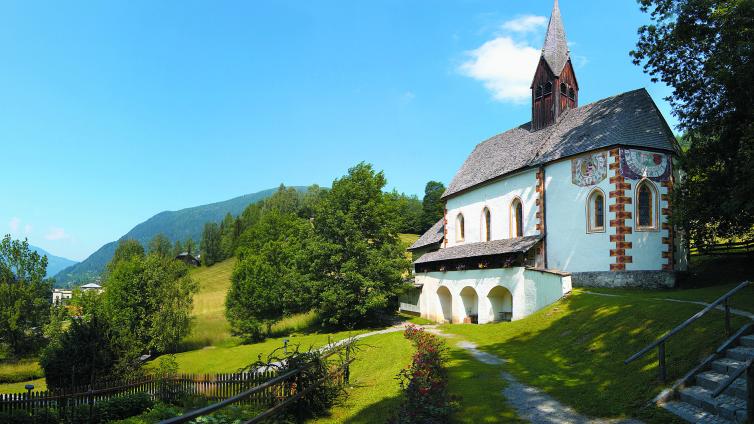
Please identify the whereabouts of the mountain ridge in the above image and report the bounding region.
[54,187,306,286]
[28,245,78,279]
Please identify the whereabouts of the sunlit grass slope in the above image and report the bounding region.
[182,258,238,350]
[441,289,747,423]
[162,330,367,374]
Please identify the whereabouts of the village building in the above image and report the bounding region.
[407,0,686,324]
[175,252,201,267]
[52,289,73,304]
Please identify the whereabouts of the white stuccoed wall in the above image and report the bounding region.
[544,149,670,272]
[544,156,613,272]
[416,268,571,324]
[444,169,539,247]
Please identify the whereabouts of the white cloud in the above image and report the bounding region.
[459,36,540,103]
[501,15,547,33]
[459,15,554,103]
[45,227,70,241]
[9,217,20,233]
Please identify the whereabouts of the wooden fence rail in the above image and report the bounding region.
[690,239,754,256]
[0,371,279,416]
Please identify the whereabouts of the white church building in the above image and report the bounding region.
[407,1,686,324]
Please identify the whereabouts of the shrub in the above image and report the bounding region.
[65,392,154,424]
[40,313,120,390]
[390,325,454,424]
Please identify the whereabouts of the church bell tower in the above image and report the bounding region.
[531,0,579,131]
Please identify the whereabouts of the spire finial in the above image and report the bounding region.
[540,0,569,75]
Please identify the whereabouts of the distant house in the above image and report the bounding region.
[52,289,73,304]
[80,282,103,292]
[175,252,200,267]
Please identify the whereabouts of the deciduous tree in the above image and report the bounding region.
[631,0,754,245]
[0,235,52,355]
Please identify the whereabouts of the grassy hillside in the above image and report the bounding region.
[181,258,238,350]
[54,187,307,286]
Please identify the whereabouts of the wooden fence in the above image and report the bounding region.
[0,370,280,416]
[690,239,754,256]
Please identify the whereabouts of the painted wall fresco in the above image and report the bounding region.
[571,152,607,186]
[620,148,671,181]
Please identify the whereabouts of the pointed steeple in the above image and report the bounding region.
[530,0,578,131]
[541,0,570,76]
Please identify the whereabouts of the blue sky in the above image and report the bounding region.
[0,0,675,261]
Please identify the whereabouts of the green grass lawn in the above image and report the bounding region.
[310,331,413,423]
[155,329,369,374]
[0,358,43,384]
[586,254,754,314]
[310,328,521,424]
[0,377,46,394]
[180,258,238,350]
[440,289,748,423]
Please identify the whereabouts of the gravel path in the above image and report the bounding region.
[427,327,643,424]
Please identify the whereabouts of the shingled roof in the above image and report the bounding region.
[408,219,444,251]
[541,0,570,76]
[442,88,677,199]
[414,235,542,264]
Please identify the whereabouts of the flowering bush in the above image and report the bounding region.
[390,325,455,424]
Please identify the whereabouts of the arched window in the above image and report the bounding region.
[636,180,658,230]
[560,82,567,96]
[481,208,491,242]
[456,213,465,242]
[587,189,605,233]
[568,88,575,99]
[544,81,553,95]
[535,85,543,99]
[510,198,523,237]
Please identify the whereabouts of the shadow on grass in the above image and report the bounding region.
[441,292,746,423]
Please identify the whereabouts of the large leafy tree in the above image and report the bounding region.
[107,239,145,273]
[421,181,446,233]
[385,191,423,234]
[0,235,52,355]
[227,209,314,340]
[200,222,222,266]
[148,233,173,258]
[103,254,197,354]
[309,163,411,327]
[631,0,754,245]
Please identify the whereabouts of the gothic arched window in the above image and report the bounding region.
[456,213,465,242]
[481,208,491,242]
[636,180,658,230]
[544,82,553,96]
[510,198,523,237]
[560,82,567,96]
[568,88,575,99]
[536,85,543,99]
[587,189,605,233]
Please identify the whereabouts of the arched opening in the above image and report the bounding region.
[636,180,658,230]
[456,213,465,242]
[481,207,491,242]
[560,82,567,96]
[460,286,479,323]
[436,286,452,323]
[568,87,575,99]
[535,85,543,99]
[510,198,523,237]
[587,188,606,233]
[487,286,513,322]
[544,81,553,95]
